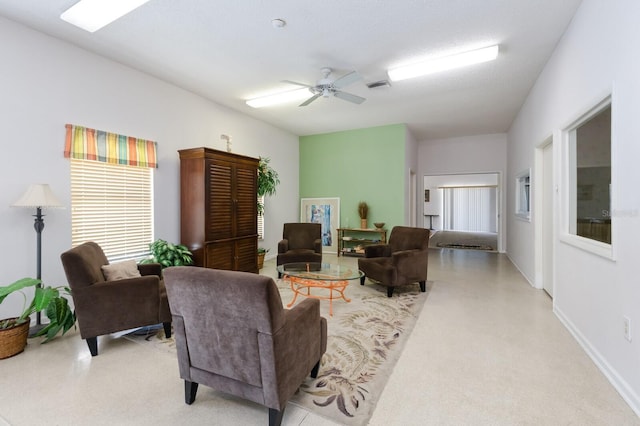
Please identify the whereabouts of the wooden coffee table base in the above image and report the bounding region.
[284,275,351,316]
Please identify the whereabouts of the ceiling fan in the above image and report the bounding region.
[283,67,366,106]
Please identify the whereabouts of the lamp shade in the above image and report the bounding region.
[11,184,64,209]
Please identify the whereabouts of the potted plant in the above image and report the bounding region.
[358,201,369,229]
[1,277,76,359]
[257,247,269,270]
[257,157,280,215]
[140,239,194,269]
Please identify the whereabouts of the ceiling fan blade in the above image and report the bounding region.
[334,91,366,104]
[282,80,311,88]
[332,71,362,89]
[299,94,321,106]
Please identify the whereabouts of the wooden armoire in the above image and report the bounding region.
[178,147,259,273]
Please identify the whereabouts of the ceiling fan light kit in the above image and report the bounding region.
[387,44,499,82]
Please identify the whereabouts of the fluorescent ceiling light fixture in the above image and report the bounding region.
[388,45,499,82]
[246,88,311,108]
[60,0,152,33]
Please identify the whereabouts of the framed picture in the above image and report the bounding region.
[300,197,340,253]
[424,189,430,202]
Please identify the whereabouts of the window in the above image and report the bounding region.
[70,158,154,261]
[563,96,612,253]
[515,170,531,221]
[257,195,264,240]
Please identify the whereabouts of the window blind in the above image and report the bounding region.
[70,158,154,261]
[258,195,264,240]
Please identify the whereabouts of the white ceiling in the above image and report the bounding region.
[0,0,582,140]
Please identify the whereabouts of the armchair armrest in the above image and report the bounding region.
[138,262,162,277]
[391,249,428,282]
[273,297,326,365]
[278,239,289,254]
[391,249,421,265]
[313,239,322,254]
[263,298,326,407]
[364,244,392,258]
[71,275,162,338]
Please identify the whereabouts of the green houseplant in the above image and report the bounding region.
[257,157,280,215]
[1,277,76,357]
[140,239,194,268]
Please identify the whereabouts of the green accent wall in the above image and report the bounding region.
[299,124,406,230]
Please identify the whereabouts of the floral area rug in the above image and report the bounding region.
[125,277,429,426]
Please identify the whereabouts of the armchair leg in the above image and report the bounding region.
[387,287,394,298]
[310,360,321,378]
[269,408,284,426]
[184,381,198,405]
[86,337,98,356]
[163,322,172,338]
[419,281,426,292]
[360,275,365,285]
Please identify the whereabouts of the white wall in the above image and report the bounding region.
[507,0,640,415]
[0,17,299,318]
[417,133,507,249]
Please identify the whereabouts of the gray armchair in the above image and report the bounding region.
[357,226,430,297]
[163,266,327,426]
[276,223,322,277]
[60,242,171,356]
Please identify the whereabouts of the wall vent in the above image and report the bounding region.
[366,80,391,89]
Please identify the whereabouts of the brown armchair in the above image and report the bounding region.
[60,242,171,356]
[163,266,327,426]
[276,223,322,278]
[357,226,431,297]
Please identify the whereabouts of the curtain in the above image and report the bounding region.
[442,187,496,232]
[64,124,158,168]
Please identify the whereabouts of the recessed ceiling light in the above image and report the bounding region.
[246,88,310,108]
[60,0,152,33]
[388,45,499,82]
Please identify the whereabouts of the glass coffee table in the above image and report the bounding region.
[277,262,364,316]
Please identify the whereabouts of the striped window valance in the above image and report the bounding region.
[64,124,158,168]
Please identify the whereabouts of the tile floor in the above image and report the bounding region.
[0,249,638,425]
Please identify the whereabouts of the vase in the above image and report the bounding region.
[0,317,30,359]
[257,252,266,269]
[360,218,367,229]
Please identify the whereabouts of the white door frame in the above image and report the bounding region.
[534,137,554,296]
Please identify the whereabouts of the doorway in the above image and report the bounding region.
[424,172,502,252]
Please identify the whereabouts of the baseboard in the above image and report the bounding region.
[504,252,536,288]
[554,305,640,417]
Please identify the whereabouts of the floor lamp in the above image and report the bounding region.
[12,184,64,336]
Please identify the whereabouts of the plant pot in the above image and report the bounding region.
[257,252,266,269]
[360,219,368,229]
[0,317,30,359]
